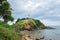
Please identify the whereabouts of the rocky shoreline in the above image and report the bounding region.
[14,18,55,40]
[21,34,45,40]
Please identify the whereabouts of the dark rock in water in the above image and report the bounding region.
[44,26,55,29]
[40,36,44,39]
[39,25,45,29]
[35,38,40,40]
[49,39,52,40]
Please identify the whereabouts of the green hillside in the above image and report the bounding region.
[0,21,21,40]
[14,18,45,31]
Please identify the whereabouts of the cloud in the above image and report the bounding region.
[7,0,60,26]
[40,19,60,26]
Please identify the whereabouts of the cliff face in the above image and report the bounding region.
[14,18,45,31]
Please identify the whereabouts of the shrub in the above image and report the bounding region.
[0,27,20,40]
[0,20,13,29]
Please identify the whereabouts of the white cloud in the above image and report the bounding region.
[40,19,60,26]
[8,0,60,26]
[8,19,17,25]
[55,0,60,4]
[0,18,4,21]
[23,1,38,10]
[35,16,60,26]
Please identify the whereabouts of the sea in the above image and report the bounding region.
[21,26,60,40]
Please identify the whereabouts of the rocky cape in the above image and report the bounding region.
[14,18,55,31]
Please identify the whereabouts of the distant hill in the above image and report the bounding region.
[14,18,45,31]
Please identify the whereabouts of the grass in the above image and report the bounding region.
[0,20,21,40]
[16,18,44,27]
[0,27,20,40]
[0,18,45,40]
[0,21,12,29]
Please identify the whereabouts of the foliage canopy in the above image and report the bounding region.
[0,0,14,23]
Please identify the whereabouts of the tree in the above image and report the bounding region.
[0,0,14,23]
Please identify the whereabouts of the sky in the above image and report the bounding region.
[7,0,60,26]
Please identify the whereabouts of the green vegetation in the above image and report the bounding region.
[0,21,11,29]
[0,0,14,23]
[0,18,45,40]
[33,19,44,27]
[16,18,44,27]
[0,0,45,39]
[0,0,20,40]
[0,20,21,40]
[0,27,20,40]
[0,21,15,29]
[14,18,45,31]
